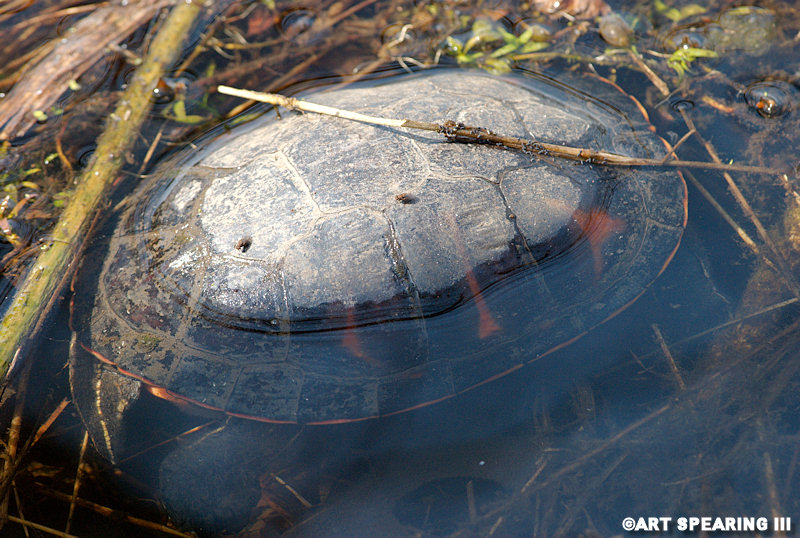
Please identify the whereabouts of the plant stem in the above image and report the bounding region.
[0,1,203,379]
[217,84,781,176]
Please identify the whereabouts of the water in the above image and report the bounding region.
[1,0,799,535]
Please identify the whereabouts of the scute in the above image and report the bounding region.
[283,208,405,310]
[72,69,687,423]
[200,154,316,262]
[388,175,516,296]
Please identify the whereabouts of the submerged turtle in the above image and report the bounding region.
[69,69,686,529]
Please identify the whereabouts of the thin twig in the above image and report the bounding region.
[635,297,799,364]
[680,110,800,297]
[272,474,313,508]
[757,418,785,534]
[627,49,669,97]
[518,402,672,494]
[682,168,760,255]
[659,128,695,163]
[5,514,79,537]
[31,398,69,446]
[65,431,89,534]
[0,359,29,525]
[30,484,193,537]
[217,85,780,176]
[118,420,217,464]
[651,324,686,391]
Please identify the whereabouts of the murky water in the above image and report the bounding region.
[1,0,799,536]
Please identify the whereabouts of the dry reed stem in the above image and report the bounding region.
[0,360,30,527]
[680,110,800,297]
[31,484,194,536]
[652,324,686,392]
[5,514,79,537]
[0,0,172,140]
[217,85,781,176]
[0,0,203,378]
[682,168,760,253]
[64,431,89,534]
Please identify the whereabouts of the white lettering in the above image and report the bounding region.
[631,517,671,531]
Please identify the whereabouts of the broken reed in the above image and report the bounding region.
[217,85,780,177]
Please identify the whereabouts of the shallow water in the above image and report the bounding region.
[1,0,799,535]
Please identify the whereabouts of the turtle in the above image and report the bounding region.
[69,69,687,531]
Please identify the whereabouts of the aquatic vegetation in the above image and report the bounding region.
[654,0,706,23]
[442,18,549,73]
[667,46,717,76]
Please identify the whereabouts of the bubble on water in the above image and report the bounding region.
[661,25,709,52]
[599,13,633,48]
[279,9,317,42]
[150,73,196,105]
[78,146,96,167]
[670,99,695,112]
[743,81,793,119]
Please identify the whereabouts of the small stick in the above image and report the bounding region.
[272,474,313,508]
[466,479,478,523]
[680,110,800,297]
[682,168,760,255]
[651,324,686,392]
[217,85,780,176]
[627,49,670,97]
[65,431,89,534]
[659,128,695,164]
[30,484,194,536]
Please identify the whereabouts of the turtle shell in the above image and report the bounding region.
[72,70,687,424]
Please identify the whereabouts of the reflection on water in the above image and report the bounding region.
[1,0,800,535]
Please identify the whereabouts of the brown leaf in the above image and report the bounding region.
[0,0,173,141]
